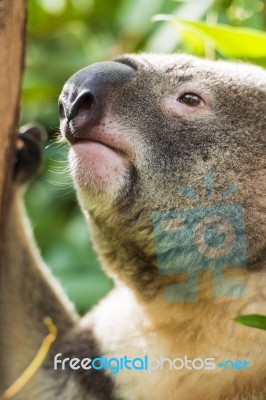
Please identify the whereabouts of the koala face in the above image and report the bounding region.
[59,54,266,285]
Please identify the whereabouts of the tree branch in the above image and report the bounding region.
[0,0,27,235]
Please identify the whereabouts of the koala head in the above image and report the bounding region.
[59,54,266,297]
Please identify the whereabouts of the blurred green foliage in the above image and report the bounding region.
[21,0,266,314]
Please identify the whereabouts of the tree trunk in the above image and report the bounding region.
[0,0,27,234]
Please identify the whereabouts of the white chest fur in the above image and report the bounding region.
[79,281,266,400]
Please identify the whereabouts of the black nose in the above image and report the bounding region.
[59,61,136,125]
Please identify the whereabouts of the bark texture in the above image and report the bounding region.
[0,0,26,234]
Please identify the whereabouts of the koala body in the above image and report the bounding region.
[0,54,266,400]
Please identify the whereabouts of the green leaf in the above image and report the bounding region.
[235,314,266,331]
[152,15,266,59]
[148,0,212,52]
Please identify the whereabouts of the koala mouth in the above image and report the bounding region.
[65,120,132,193]
[70,138,126,164]
[75,139,123,156]
[60,97,132,160]
[62,120,133,163]
[68,135,130,194]
[63,126,125,156]
[61,109,134,195]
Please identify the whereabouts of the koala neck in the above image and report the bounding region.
[85,210,266,335]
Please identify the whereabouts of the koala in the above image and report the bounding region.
[0,53,266,400]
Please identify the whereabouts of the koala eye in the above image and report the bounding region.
[177,93,203,107]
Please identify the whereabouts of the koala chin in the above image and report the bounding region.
[1,54,266,400]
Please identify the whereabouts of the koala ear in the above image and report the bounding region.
[14,123,47,185]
